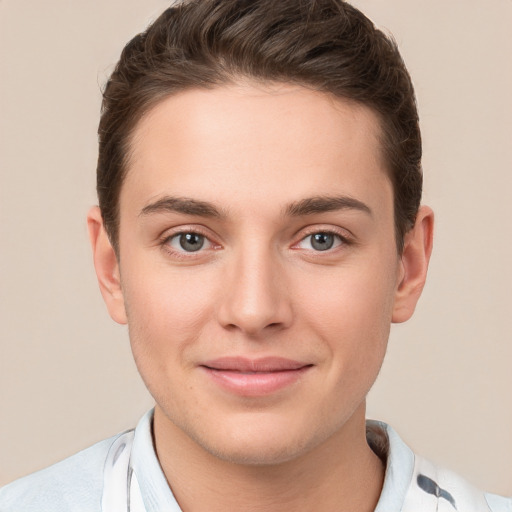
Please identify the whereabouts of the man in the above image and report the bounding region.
[0,0,510,510]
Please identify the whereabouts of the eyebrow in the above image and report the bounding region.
[139,197,225,218]
[139,194,372,220]
[284,195,372,217]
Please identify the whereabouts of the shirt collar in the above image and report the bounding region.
[131,410,181,511]
[367,420,416,511]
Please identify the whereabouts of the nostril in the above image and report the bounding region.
[223,321,282,332]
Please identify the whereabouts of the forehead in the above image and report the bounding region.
[122,83,390,217]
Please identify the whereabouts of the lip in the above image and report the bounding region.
[200,357,313,397]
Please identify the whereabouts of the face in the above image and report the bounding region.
[93,83,427,465]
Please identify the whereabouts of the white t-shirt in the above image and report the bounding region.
[0,410,510,511]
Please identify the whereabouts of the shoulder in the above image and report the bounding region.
[405,453,512,512]
[0,432,127,512]
[486,493,512,512]
[369,421,511,512]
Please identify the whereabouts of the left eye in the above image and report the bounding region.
[298,232,343,251]
[167,232,212,252]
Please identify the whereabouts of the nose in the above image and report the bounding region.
[216,245,293,337]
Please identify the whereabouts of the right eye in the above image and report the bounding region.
[165,232,212,253]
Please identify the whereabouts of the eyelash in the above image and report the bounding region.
[159,227,351,259]
[160,228,218,260]
[292,228,351,253]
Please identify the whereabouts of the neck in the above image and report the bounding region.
[153,404,385,512]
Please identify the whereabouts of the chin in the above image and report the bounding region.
[183,414,328,467]
[200,435,312,467]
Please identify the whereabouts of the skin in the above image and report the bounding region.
[88,83,433,511]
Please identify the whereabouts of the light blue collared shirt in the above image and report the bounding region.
[1,410,510,511]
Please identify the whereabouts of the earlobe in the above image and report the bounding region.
[392,205,434,323]
[87,206,128,325]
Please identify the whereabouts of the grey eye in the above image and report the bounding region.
[178,233,205,252]
[310,233,335,251]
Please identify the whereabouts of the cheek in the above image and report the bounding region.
[120,260,218,363]
[304,263,396,324]
[121,267,217,408]
[298,259,398,370]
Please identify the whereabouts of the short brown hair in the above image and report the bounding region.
[97,0,422,253]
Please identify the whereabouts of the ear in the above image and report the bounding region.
[392,205,434,323]
[87,206,127,325]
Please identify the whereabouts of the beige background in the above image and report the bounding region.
[1,0,511,495]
